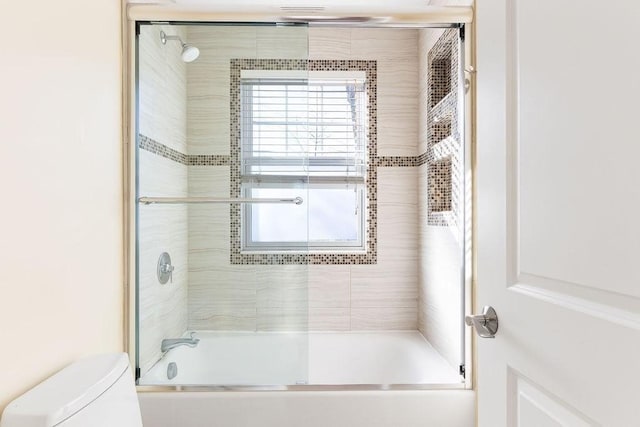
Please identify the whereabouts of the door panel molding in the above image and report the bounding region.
[505,0,640,312]
[507,368,597,427]
[507,0,640,299]
[509,281,640,331]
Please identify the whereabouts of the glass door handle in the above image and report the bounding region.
[465,306,499,338]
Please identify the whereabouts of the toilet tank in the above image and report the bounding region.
[0,353,143,427]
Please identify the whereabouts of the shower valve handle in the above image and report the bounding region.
[157,252,174,284]
[161,263,174,283]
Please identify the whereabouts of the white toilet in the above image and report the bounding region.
[0,353,143,427]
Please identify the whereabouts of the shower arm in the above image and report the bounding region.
[160,31,185,47]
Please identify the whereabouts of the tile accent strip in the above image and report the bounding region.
[140,135,428,168]
[188,155,230,166]
[139,135,230,166]
[139,134,188,165]
[374,154,428,167]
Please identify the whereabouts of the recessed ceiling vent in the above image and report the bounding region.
[279,15,389,24]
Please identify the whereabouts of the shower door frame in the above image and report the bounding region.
[124,15,475,393]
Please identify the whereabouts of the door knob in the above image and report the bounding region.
[465,306,498,338]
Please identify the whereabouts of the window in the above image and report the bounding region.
[240,70,368,252]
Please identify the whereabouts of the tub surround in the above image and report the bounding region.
[185,27,420,332]
[137,24,465,370]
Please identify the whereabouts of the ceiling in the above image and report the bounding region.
[127,0,472,14]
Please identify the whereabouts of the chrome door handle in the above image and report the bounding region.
[465,306,499,338]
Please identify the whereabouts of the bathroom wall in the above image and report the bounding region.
[0,0,122,412]
[186,26,420,331]
[417,28,464,370]
[186,26,309,332]
[309,28,419,330]
[138,25,189,374]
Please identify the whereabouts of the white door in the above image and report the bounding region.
[475,0,640,426]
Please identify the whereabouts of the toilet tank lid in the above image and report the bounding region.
[2,353,130,426]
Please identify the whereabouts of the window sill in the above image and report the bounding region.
[240,249,367,256]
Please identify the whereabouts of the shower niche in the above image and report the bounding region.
[134,22,469,389]
[426,29,461,227]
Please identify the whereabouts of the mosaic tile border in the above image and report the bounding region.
[230,59,378,265]
[141,133,428,169]
[188,155,230,166]
[139,134,188,165]
[139,135,230,166]
[374,154,428,167]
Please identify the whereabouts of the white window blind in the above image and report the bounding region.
[240,73,367,181]
[240,72,368,251]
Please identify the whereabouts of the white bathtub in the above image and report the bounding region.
[139,331,462,386]
[137,331,474,427]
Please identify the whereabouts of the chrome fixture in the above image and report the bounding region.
[139,196,304,205]
[157,252,174,285]
[464,66,476,94]
[160,30,200,63]
[465,306,499,338]
[167,362,178,380]
[161,332,200,353]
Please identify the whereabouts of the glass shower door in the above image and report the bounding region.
[136,22,311,386]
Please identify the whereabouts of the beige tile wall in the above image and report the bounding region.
[188,164,310,331]
[139,26,188,154]
[311,28,419,156]
[186,26,419,331]
[417,28,463,370]
[138,25,189,374]
[186,26,308,156]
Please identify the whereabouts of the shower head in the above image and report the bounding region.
[160,30,200,63]
[181,44,200,63]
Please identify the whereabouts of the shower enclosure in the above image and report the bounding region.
[134,22,470,389]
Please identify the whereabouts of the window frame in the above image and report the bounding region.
[241,181,366,252]
[240,71,368,253]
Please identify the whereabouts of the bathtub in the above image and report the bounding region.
[137,331,475,427]
[139,330,463,386]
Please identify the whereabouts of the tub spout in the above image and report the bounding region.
[161,332,200,353]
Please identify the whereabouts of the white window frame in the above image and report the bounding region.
[240,71,368,253]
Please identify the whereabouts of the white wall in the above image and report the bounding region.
[0,0,122,412]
